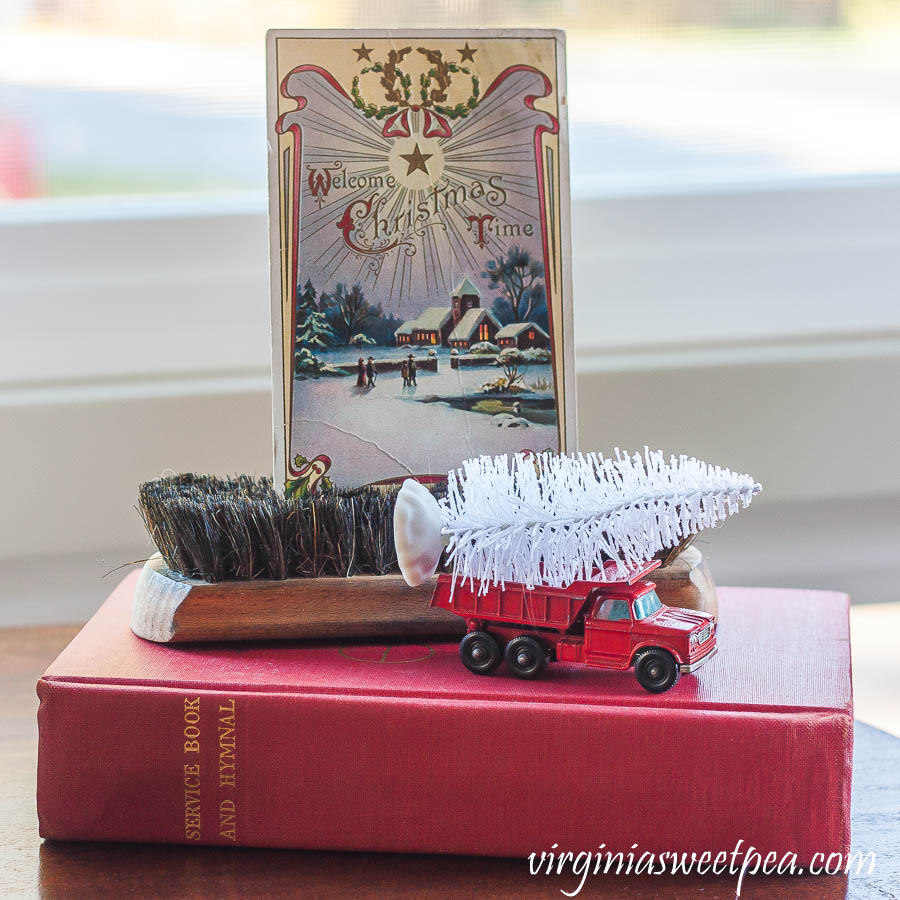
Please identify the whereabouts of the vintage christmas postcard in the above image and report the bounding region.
[267,29,576,496]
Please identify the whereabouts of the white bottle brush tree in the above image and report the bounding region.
[394,449,761,591]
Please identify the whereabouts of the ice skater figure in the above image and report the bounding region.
[356,357,366,387]
[401,359,410,387]
[407,354,417,386]
[366,356,377,387]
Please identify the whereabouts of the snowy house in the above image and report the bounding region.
[448,308,501,350]
[495,321,550,350]
[394,321,413,345]
[395,307,453,346]
[394,275,484,347]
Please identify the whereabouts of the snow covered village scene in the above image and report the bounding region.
[268,33,573,492]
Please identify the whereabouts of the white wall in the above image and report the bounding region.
[1,179,898,624]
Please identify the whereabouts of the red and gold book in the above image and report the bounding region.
[38,574,852,861]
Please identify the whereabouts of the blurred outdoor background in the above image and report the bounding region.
[1,2,898,729]
[2,1,900,197]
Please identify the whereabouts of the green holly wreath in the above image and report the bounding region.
[417,48,480,119]
[349,46,480,121]
[350,47,413,120]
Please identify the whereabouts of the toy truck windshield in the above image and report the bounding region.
[632,590,663,620]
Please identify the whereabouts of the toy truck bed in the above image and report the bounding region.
[431,560,661,632]
[432,577,588,630]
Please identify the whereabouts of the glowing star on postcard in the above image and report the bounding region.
[267,30,576,494]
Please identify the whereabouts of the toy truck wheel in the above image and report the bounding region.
[459,631,501,675]
[633,648,680,693]
[504,635,546,679]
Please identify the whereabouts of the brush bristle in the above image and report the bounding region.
[137,475,444,583]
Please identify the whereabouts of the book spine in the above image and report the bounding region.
[37,678,852,859]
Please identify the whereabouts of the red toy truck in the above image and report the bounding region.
[433,560,717,693]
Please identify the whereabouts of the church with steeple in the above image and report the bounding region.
[394,275,501,349]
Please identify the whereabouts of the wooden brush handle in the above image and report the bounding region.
[132,550,717,643]
[652,544,718,617]
[132,555,463,643]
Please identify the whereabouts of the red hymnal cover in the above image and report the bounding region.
[37,574,852,861]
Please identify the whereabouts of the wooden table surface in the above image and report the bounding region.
[1,625,897,899]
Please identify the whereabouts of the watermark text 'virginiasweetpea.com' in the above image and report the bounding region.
[527,841,876,896]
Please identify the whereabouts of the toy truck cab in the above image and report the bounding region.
[578,578,717,691]
[433,560,717,693]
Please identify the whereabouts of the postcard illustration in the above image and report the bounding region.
[267,29,576,495]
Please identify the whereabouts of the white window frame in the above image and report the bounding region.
[1,176,899,600]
